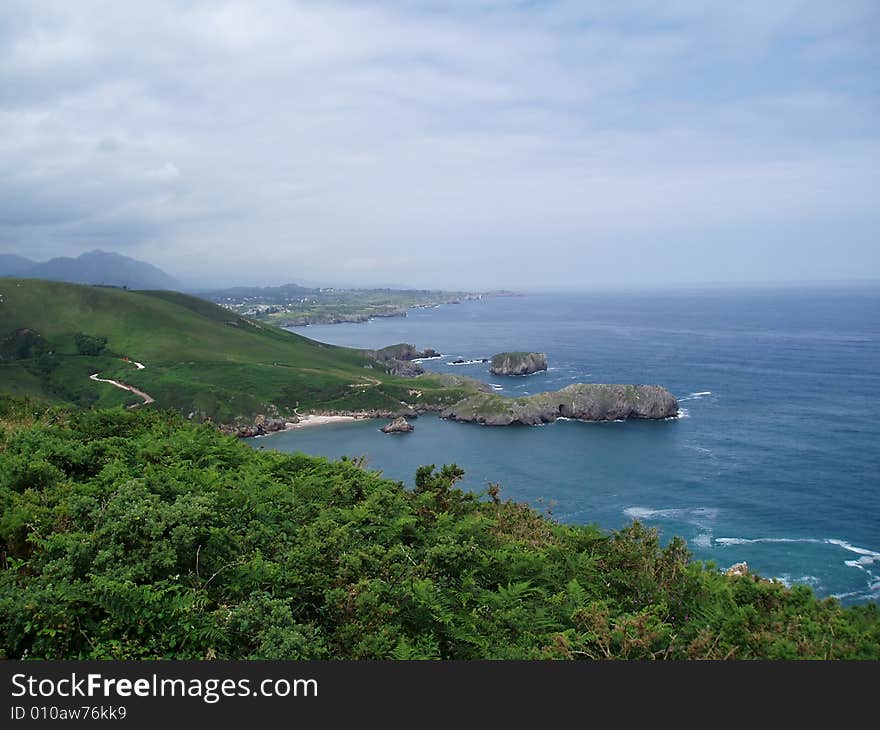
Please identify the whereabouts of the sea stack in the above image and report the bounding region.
[490,352,548,376]
[381,417,414,434]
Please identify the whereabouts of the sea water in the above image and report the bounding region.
[255,287,880,604]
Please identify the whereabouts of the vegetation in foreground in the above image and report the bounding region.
[0,279,482,422]
[1,400,877,660]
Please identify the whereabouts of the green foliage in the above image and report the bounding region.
[74,332,108,356]
[0,406,877,660]
[0,329,50,361]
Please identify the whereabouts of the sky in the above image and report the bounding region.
[0,0,878,289]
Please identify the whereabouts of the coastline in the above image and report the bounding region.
[285,414,363,429]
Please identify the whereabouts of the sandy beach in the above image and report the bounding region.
[286,415,361,429]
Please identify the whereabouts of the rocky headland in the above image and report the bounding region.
[490,351,548,376]
[441,383,679,426]
[364,343,442,378]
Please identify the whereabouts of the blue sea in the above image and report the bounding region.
[256,287,880,604]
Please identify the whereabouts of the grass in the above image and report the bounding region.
[0,279,483,422]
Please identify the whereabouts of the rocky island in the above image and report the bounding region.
[490,351,548,376]
[381,416,415,433]
[441,383,678,426]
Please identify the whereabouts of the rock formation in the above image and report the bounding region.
[490,352,548,376]
[725,562,749,577]
[381,416,414,433]
[220,414,298,438]
[368,343,439,362]
[385,359,424,377]
[366,343,440,378]
[441,383,678,426]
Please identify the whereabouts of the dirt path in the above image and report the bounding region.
[348,376,382,388]
[89,358,154,408]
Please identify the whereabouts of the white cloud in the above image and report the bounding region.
[0,0,877,287]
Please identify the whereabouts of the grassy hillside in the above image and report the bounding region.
[1,402,877,660]
[0,279,479,421]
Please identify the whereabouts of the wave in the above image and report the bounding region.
[833,589,880,601]
[775,574,822,589]
[446,359,487,366]
[678,391,713,402]
[715,536,880,577]
[845,556,875,569]
[825,538,880,560]
[625,506,718,550]
[715,537,822,546]
[624,506,719,522]
[412,356,443,362]
[665,408,689,420]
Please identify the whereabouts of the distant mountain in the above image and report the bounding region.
[0,254,37,277]
[2,250,181,290]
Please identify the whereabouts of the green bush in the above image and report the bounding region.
[0,406,877,659]
[74,332,108,356]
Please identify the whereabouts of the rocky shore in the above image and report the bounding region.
[219,414,296,438]
[441,383,679,426]
[220,378,677,437]
[364,343,443,378]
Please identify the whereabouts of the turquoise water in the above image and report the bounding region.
[253,287,880,604]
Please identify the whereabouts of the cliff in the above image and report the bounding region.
[490,351,548,376]
[441,383,678,425]
[365,343,441,377]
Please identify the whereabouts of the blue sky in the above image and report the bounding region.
[0,0,878,288]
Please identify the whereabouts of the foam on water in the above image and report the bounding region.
[624,506,719,521]
[825,539,880,562]
[715,537,822,546]
[776,574,822,589]
[678,391,714,402]
[716,536,879,596]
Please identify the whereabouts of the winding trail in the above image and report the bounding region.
[89,358,154,408]
[348,375,382,388]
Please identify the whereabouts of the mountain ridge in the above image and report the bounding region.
[0,249,180,290]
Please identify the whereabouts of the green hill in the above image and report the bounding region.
[0,279,479,421]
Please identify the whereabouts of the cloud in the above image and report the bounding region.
[0,0,878,287]
[143,162,180,183]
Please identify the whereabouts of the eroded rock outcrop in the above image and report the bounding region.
[366,343,440,378]
[368,343,439,362]
[490,352,548,376]
[381,416,414,433]
[441,383,678,426]
[220,414,298,438]
[385,359,425,377]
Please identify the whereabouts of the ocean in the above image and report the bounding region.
[254,287,880,604]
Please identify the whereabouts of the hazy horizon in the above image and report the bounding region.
[1,1,878,290]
